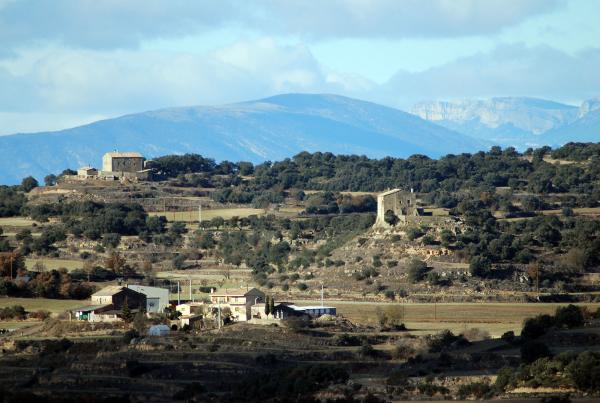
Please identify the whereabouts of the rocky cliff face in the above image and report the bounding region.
[579,98,600,118]
[411,97,579,135]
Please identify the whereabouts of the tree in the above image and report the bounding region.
[44,174,57,187]
[407,259,428,283]
[554,304,584,329]
[469,256,492,278]
[384,210,399,226]
[121,297,133,323]
[527,261,541,296]
[105,252,126,275]
[133,311,147,334]
[521,340,551,364]
[269,295,275,315]
[21,176,39,192]
[264,296,271,317]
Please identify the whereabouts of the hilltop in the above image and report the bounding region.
[0,94,482,184]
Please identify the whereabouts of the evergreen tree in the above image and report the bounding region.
[121,297,133,322]
[269,295,275,316]
[264,296,271,317]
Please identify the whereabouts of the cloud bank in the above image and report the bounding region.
[0,0,561,51]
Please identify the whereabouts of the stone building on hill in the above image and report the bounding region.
[102,151,145,173]
[374,188,423,227]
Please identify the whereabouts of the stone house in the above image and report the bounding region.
[209,287,265,321]
[374,188,423,227]
[102,151,145,173]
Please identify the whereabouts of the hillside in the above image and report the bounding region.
[0,94,483,184]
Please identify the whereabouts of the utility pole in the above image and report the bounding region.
[217,300,222,330]
[189,277,192,302]
[321,284,324,307]
[177,281,181,305]
[198,204,202,225]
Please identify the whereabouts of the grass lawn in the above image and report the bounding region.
[148,208,266,222]
[25,258,82,272]
[0,297,85,313]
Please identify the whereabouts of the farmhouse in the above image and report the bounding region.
[210,287,265,321]
[91,285,146,310]
[374,188,423,227]
[77,166,97,179]
[100,151,152,181]
[127,285,169,313]
[102,151,145,172]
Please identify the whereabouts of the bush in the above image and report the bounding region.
[0,305,27,320]
[407,259,428,283]
[457,382,492,400]
[297,283,308,291]
[521,314,554,340]
[554,304,584,329]
[521,340,552,364]
[29,310,51,320]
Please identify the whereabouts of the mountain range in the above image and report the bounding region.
[411,96,600,148]
[0,94,483,185]
[0,93,599,185]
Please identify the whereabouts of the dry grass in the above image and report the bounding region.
[148,208,266,222]
[296,300,600,336]
[0,217,39,227]
[25,258,82,271]
[0,297,85,313]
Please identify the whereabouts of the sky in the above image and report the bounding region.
[0,0,599,135]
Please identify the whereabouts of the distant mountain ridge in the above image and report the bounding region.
[410,96,600,149]
[0,93,483,185]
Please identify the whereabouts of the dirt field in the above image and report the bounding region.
[0,217,39,227]
[25,258,82,271]
[148,207,267,222]
[296,300,600,336]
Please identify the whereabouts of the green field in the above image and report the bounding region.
[0,297,85,313]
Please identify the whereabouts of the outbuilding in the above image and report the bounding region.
[147,324,170,336]
[127,285,169,313]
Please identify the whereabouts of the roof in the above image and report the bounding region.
[287,305,336,311]
[78,166,96,171]
[378,188,403,197]
[92,285,126,297]
[104,152,143,158]
[74,304,111,312]
[127,285,169,298]
[210,287,262,297]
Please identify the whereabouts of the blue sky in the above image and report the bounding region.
[0,0,599,134]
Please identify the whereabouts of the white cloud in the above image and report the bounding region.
[0,0,562,52]
[0,38,374,133]
[379,44,600,107]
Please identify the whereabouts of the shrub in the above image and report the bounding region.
[457,382,492,400]
[297,283,308,291]
[522,314,554,340]
[554,304,584,329]
[521,340,552,364]
[407,259,428,283]
[29,310,51,320]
